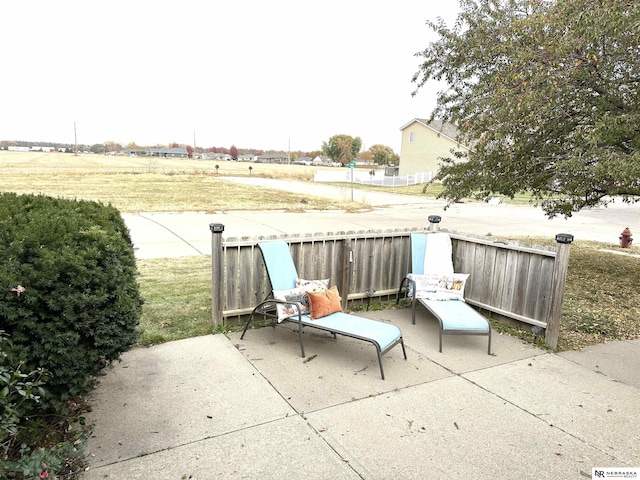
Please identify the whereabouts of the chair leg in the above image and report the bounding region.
[377,339,406,381]
[240,312,255,339]
[411,297,417,325]
[376,350,385,380]
[297,324,305,358]
[396,277,409,305]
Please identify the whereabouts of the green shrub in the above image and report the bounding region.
[0,330,55,479]
[0,331,49,443]
[0,193,142,412]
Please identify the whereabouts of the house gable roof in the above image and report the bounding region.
[400,118,469,149]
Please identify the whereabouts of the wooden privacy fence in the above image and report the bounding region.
[210,225,573,348]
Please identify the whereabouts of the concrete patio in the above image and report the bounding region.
[82,308,640,479]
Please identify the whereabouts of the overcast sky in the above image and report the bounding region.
[1,1,460,153]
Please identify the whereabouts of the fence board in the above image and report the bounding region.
[237,243,254,309]
[252,243,267,305]
[535,257,555,321]
[490,248,508,307]
[510,252,530,315]
[225,244,240,311]
[389,234,408,294]
[458,240,478,297]
[523,253,543,320]
[504,250,520,312]
[383,235,399,291]
[479,244,497,304]
[322,239,335,283]
[353,236,369,293]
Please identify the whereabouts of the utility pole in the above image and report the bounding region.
[74,121,78,156]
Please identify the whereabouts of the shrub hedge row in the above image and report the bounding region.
[0,193,142,412]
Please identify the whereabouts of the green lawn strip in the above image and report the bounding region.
[136,256,214,346]
[559,242,640,350]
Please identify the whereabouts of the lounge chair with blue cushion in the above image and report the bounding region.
[241,240,407,379]
[397,232,491,354]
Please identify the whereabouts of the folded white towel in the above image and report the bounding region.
[423,232,454,275]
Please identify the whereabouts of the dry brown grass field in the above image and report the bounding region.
[0,151,361,212]
[0,150,313,175]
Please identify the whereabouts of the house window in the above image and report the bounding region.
[409,131,415,143]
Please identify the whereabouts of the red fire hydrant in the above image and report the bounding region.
[619,227,633,248]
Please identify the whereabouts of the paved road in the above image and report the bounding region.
[123,177,639,258]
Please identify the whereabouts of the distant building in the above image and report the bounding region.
[28,146,55,152]
[147,147,189,158]
[398,119,471,178]
[256,153,289,164]
[204,152,234,161]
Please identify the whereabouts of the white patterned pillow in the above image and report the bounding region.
[295,277,329,292]
[410,273,469,301]
[273,288,309,322]
[409,273,439,298]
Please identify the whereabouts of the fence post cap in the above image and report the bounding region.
[427,215,442,224]
[555,233,574,244]
[209,223,225,233]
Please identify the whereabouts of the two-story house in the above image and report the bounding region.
[398,118,471,179]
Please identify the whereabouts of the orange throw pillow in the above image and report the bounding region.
[307,285,342,319]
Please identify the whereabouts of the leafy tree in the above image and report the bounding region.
[359,150,374,161]
[230,145,238,160]
[186,145,194,158]
[104,141,121,153]
[369,144,399,165]
[412,0,640,217]
[90,143,105,154]
[322,134,362,164]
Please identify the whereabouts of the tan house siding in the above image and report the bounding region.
[398,119,470,178]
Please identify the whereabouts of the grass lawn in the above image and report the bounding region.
[560,242,640,349]
[3,151,639,351]
[136,256,213,346]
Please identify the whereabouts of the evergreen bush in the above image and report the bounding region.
[0,193,142,412]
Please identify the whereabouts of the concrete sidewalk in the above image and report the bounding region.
[122,186,640,260]
[82,309,640,479]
